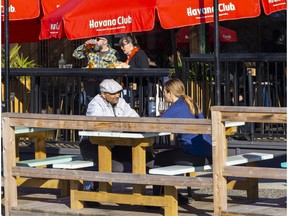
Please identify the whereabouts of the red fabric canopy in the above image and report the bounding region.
[177,25,237,44]
[42,0,66,16]
[156,0,261,29]
[1,0,67,43]
[261,0,287,15]
[176,27,190,44]
[209,23,237,43]
[40,0,156,40]
[1,0,40,20]
[4,0,286,42]
[40,0,285,41]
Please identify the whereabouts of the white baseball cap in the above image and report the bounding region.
[99,79,123,94]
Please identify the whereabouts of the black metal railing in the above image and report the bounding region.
[182,53,286,108]
[1,68,171,140]
[2,68,169,113]
[181,53,287,140]
[1,53,286,141]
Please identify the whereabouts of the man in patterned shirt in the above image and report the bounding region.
[73,35,119,68]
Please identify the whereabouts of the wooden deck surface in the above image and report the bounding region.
[3,181,286,216]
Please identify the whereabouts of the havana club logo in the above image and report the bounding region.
[1,4,16,17]
[187,3,236,16]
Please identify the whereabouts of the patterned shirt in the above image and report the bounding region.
[73,44,119,68]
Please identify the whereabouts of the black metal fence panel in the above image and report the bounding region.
[1,53,286,141]
[181,53,287,141]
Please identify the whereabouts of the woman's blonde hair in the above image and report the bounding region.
[164,78,200,116]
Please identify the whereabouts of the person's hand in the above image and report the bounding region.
[114,62,123,68]
[121,62,130,68]
[85,39,97,49]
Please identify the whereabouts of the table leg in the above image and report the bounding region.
[164,186,178,216]
[246,162,258,200]
[70,180,84,209]
[132,143,146,194]
[16,137,20,161]
[35,137,47,168]
[98,145,112,192]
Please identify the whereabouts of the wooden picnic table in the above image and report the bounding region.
[2,109,285,216]
[77,131,170,201]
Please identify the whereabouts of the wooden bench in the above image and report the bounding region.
[52,158,94,194]
[52,160,94,169]
[16,155,93,196]
[149,152,274,199]
[17,154,94,169]
[149,152,273,175]
[17,155,83,167]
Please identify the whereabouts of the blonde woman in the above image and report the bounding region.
[153,78,212,205]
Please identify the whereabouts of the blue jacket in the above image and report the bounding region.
[161,97,212,157]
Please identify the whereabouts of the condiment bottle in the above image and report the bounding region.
[58,54,66,68]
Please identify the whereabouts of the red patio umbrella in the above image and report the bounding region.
[176,24,237,44]
[176,27,190,44]
[40,0,286,41]
[209,23,237,43]
[156,0,261,29]
[156,0,286,28]
[1,0,67,43]
[40,0,156,40]
[261,0,286,15]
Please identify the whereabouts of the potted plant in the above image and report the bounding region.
[1,44,39,112]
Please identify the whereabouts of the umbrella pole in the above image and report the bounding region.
[4,0,10,112]
[213,0,221,105]
[170,29,179,76]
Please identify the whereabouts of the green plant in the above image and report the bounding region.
[1,44,38,68]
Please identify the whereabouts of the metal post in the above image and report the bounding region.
[4,0,10,112]
[247,68,255,141]
[170,29,179,76]
[213,0,221,105]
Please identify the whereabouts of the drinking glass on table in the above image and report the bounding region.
[158,99,169,115]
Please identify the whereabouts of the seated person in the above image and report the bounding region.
[153,78,212,205]
[80,79,139,174]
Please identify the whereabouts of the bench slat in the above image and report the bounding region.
[53,160,94,169]
[16,155,82,167]
[226,152,273,166]
[149,165,212,175]
[149,152,273,176]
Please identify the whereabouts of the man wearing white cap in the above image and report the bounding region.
[86,79,139,117]
[80,79,153,207]
[79,79,140,205]
[80,79,139,172]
